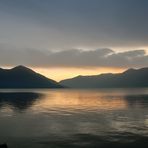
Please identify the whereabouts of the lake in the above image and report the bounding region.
[0,88,148,148]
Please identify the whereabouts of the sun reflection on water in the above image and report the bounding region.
[32,90,128,114]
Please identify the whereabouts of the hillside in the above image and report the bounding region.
[0,65,63,88]
[60,68,148,88]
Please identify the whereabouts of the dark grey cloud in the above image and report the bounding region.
[0,0,148,49]
[0,46,147,68]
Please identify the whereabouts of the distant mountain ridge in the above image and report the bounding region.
[60,67,148,88]
[0,65,63,88]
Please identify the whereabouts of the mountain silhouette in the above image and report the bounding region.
[0,65,63,88]
[60,67,148,88]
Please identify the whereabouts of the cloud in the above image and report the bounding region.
[0,46,148,69]
[0,0,148,49]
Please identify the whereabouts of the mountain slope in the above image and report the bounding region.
[60,67,148,88]
[0,65,63,88]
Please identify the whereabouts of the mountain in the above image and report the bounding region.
[60,67,148,88]
[0,65,63,88]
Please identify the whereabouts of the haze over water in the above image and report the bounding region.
[0,88,148,148]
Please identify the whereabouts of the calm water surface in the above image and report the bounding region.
[0,88,148,148]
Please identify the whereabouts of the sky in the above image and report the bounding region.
[0,0,148,81]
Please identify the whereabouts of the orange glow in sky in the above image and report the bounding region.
[33,67,125,82]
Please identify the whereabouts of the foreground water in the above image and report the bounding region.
[0,88,148,148]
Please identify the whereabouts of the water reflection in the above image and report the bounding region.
[0,92,42,111]
[124,94,148,108]
[0,89,148,148]
[0,89,148,113]
[32,90,148,114]
[32,90,128,114]
[38,133,148,148]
